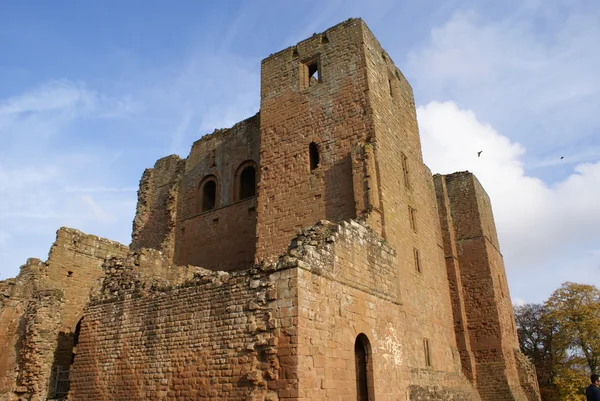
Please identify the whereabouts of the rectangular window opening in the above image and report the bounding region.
[424,339,432,367]
[300,57,321,89]
[402,153,410,189]
[409,206,417,232]
[414,248,421,273]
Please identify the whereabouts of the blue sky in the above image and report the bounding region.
[1,0,598,304]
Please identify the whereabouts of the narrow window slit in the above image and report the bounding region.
[309,142,320,171]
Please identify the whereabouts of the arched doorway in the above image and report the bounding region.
[355,333,374,401]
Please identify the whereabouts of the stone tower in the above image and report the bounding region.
[0,18,540,401]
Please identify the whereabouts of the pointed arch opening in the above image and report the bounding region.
[355,333,375,401]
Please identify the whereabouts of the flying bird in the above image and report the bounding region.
[560,156,564,159]
[477,150,483,157]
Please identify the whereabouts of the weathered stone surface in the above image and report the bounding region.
[0,18,540,401]
[0,228,128,401]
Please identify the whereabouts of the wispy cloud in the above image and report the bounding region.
[407,4,600,162]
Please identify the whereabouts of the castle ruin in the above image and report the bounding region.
[0,19,540,401]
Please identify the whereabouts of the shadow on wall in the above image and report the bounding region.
[324,154,356,222]
[47,319,82,399]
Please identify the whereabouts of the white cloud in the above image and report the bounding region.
[406,5,600,156]
[418,101,600,302]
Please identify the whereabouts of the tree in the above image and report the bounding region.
[514,303,558,400]
[545,282,600,374]
[545,282,600,400]
[515,283,600,401]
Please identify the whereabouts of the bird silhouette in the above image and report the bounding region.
[477,150,483,157]
[560,156,564,159]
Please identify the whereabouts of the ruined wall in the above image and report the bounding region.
[0,228,128,401]
[68,254,297,401]
[256,19,371,261]
[176,114,260,271]
[277,220,479,400]
[435,172,540,401]
[131,155,184,261]
[0,259,46,399]
[359,21,467,382]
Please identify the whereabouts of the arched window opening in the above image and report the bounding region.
[202,179,217,211]
[355,333,374,401]
[309,142,320,171]
[239,166,256,200]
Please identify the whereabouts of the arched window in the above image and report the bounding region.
[239,165,256,200]
[199,176,217,212]
[355,333,374,401]
[309,142,320,171]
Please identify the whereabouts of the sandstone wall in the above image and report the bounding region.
[281,220,479,400]
[0,228,128,401]
[176,114,260,271]
[435,172,540,401]
[256,19,369,261]
[131,155,184,261]
[360,21,468,381]
[68,255,297,401]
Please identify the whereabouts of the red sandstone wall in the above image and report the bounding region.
[0,228,128,401]
[436,172,540,401]
[360,22,467,384]
[434,174,478,382]
[131,155,183,261]
[279,220,479,400]
[176,115,260,270]
[256,19,370,261]
[68,257,298,401]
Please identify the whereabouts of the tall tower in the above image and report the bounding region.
[256,19,371,261]
[435,172,541,401]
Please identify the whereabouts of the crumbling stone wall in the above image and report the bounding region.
[0,228,128,401]
[68,252,297,401]
[176,114,260,271]
[131,155,184,261]
[276,220,478,400]
[131,115,260,271]
[0,17,541,401]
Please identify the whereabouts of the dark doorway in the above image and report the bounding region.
[239,166,256,200]
[355,333,374,401]
[202,179,217,211]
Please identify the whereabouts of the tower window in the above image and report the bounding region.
[424,338,432,367]
[309,142,320,171]
[300,57,321,89]
[239,165,256,200]
[409,206,417,232]
[414,247,421,273]
[200,177,217,212]
[401,153,410,189]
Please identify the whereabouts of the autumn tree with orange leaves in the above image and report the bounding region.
[515,282,600,401]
